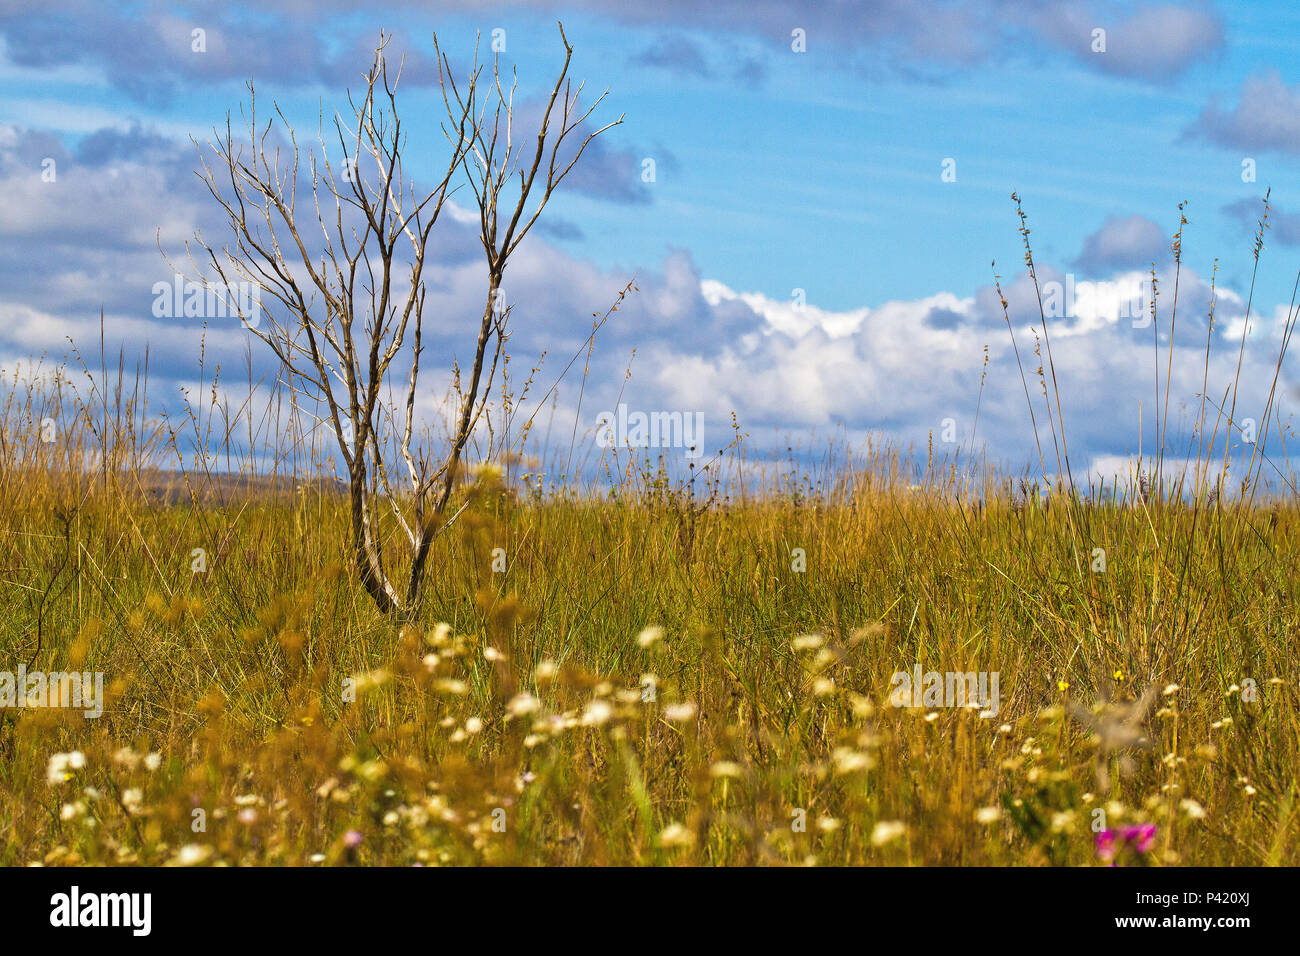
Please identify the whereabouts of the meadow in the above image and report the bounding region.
[0,357,1295,867]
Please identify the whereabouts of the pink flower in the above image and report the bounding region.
[343,829,363,849]
[1095,829,1118,862]
[1123,823,1158,854]
[1098,823,1157,864]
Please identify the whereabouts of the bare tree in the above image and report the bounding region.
[181,23,623,617]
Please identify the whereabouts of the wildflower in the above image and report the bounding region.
[1128,823,1157,853]
[1095,829,1118,862]
[356,668,392,692]
[871,821,907,846]
[1050,810,1076,833]
[974,806,1001,824]
[144,752,162,772]
[792,634,824,652]
[664,702,697,722]
[425,623,453,648]
[535,660,558,682]
[636,626,665,649]
[709,761,744,778]
[1180,799,1207,819]
[1067,686,1156,793]
[831,747,873,775]
[847,693,875,718]
[582,699,614,726]
[46,752,85,786]
[174,844,212,866]
[506,693,539,719]
[659,822,695,848]
[1096,823,1157,864]
[343,829,364,849]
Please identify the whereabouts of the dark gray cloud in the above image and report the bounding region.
[76,122,182,166]
[924,306,963,330]
[503,95,662,205]
[557,139,654,204]
[632,34,713,78]
[534,217,584,241]
[631,33,770,86]
[1223,197,1300,247]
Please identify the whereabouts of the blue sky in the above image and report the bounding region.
[4,1,1300,486]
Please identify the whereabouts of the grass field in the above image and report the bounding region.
[1,361,1296,867]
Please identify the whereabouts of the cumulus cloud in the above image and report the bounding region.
[1,113,1294,482]
[0,3,446,106]
[1019,1,1223,79]
[1189,70,1300,154]
[1074,215,1171,274]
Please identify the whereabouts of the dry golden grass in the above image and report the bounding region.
[1,374,1296,865]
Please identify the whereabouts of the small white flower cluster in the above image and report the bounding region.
[46,751,85,786]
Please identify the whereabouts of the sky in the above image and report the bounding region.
[3,0,1300,488]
